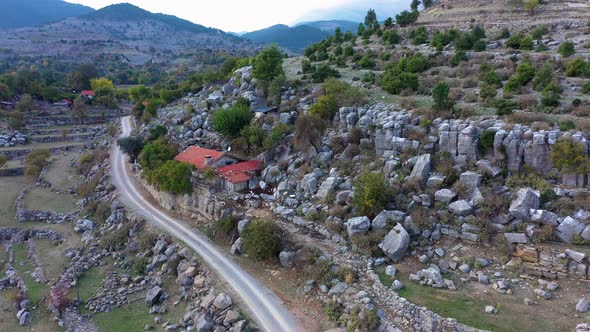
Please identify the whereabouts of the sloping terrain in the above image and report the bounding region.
[0,3,252,65]
[0,0,94,29]
[418,0,590,32]
[243,24,330,51]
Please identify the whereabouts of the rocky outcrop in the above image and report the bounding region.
[380,224,410,262]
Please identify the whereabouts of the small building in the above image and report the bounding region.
[175,146,261,192]
[80,90,95,99]
[53,99,72,108]
[215,160,261,192]
[174,146,238,170]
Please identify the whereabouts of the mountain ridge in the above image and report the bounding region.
[0,0,94,29]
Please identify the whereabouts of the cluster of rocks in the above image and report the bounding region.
[86,272,147,313]
[0,131,26,147]
[514,244,590,281]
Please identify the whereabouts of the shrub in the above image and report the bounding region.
[294,115,325,151]
[550,139,590,174]
[506,34,524,49]
[520,36,534,50]
[557,41,576,58]
[583,81,590,94]
[139,142,177,171]
[451,50,467,66]
[83,199,111,224]
[323,302,342,322]
[77,149,109,174]
[146,161,194,195]
[532,63,554,91]
[132,257,149,275]
[241,220,282,261]
[212,100,253,137]
[381,71,419,94]
[495,99,518,116]
[410,26,429,45]
[100,222,133,250]
[432,82,451,112]
[352,172,394,217]
[541,81,562,108]
[312,64,340,83]
[322,78,367,107]
[357,55,376,69]
[217,216,237,236]
[395,10,419,27]
[565,58,590,77]
[24,149,50,177]
[310,95,338,119]
[478,130,497,155]
[253,46,284,81]
[532,26,548,40]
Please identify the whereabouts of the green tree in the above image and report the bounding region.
[364,9,378,27]
[541,81,562,108]
[90,78,115,96]
[253,46,284,81]
[16,94,33,113]
[241,220,282,261]
[310,95,338,119]
[148,161,194,195]
[395,10,419,27]
[524,0,540,16]
[557,41,575,58]
[71,98,89,124]
[380,71,419,94]
[139,142,177,171]
[212,100,253,137]
[410,0,421,11]
[322,78,367,108]
[117,136,144,163]
[68,64,98,91]
[352,172,393,217]
[128,85,151,102]
[432,82,451,112]
[311,64,340,83]
[550,139,590,174]
[532,63,554,91]
[423,0,433,8]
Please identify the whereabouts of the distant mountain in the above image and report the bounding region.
[243,24,329,51]
[295,0,409,24]
[294,20,359,33]
[0,3,252,65]
[0,0,94,29]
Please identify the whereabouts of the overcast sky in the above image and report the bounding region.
[66,0,410,32]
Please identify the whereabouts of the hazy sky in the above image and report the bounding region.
[66,0,410,32]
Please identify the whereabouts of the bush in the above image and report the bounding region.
[550,139,590,174]
[77,149,109,174]
[310,95,338,119]
[217,216,237,236]
[117,137,144,163]
[139,142,177,171]
[294,115,325,151]
[565,58,590,77]
[212,100,253,137]
[583,81,590,94]
[451,50,467,66]
[253,46,284,81]
[557,41,576,58]
[478,130,497,155]
[241,220,282,261]
[541,81,562,108]
[381,71,419,94]
[83,199,111,224]
[132,257,149,275]
[495,99,518,116]
[519,36,534,50]
[24,149,50,177]
[352,172,394,217]
[432,82,451,112]
[410,26,428,45]
[312,64,340,83]
[322,78,367,107]
[395,10,419,27]
[506,34,523,49]
[532,64,554,91]
[146,161,194,195]
[357,55,376,69]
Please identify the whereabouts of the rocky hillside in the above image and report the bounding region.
[418,0,590,32]
[243,24,330,51]
[0,3,252,65]
[0,0,94,29]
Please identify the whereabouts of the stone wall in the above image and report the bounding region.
[0,144,84,159]
[336,104,590,187]
[141,177,227,222]
[514,244,590,280]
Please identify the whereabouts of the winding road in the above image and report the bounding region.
[111,116,299,332]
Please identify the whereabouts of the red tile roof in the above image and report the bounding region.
[216,160,261,184]
[175,146,225,169]
[80,90,95,96]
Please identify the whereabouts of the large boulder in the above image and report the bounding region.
[380,224,410,262]
[459,171,483,190]
[346,216,370,238]
[300,173,318,195]
[316,177,338,200]
[407,154,431,183]
[529,209,559,226]
[145,286,162,307]
[448,200,473,216]
[504,233,528,244]
[74,219,94,233]
[371,210,405,230]
[509,188,540,221]
[556,216,585,243]
[279,251,296,268]
[213,293,232,310]
[434,189,456,203]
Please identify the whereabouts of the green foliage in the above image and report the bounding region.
[381,71,419,94]
[495,99,518,116]
[519,36,534,50]
[565,58,590,77]
[451,50,467,66]
[532,63,554,91]
[240,125,267,151]
[147,160,194,195]
[432,82,451,112]
[541,81,562,108]
[382,29,401,45]
[352,172,393,217]
[253,46,284,81]
[431,29,458,50]
[117,136,144,162]
[473,39,486,52]
[147,125,168,142]
[139,142,177,171]
[498,27,511,39]
[241,220,282,261]
[479,83,497,101]
[410,26,428,45]
[212,100,253,137]
[478,130,497,155]
[559,120,575,132]
[310,95,338,120]
[311,64,340,83]
[531,26,548,40]
[159,89,183,104]
[217,217,237,236]
[550,139,590,173]
[395,53,431,73]
[557,41,575,57]
[582,81,590,94]
[504,62,535,93]
[506,34,524,49]
[357,54,376,69]
[83,199,111,224]
[322,78,367,107]
[132,257,149,275]
[0,155,6,169]
[24,149,50,177]
[395,10,419,27]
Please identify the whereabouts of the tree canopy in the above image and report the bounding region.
[253,46,284,81]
